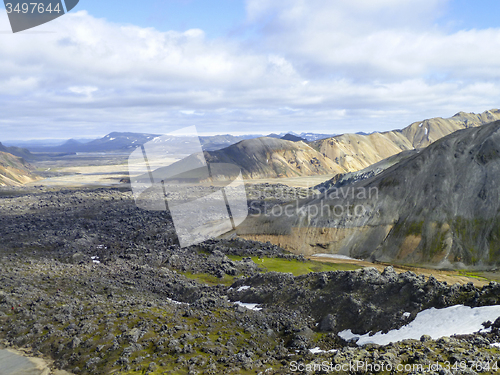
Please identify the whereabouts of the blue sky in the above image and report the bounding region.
[79,0,247,38]
[1,0,500,140]
[80,0,500,36]
[439,0,500,31]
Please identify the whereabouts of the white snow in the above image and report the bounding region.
[91,256,100,264]
[234,301,262,311]
[314,253,356,260]
[339,305,500,346]
[419,123,423,127]
[491,343,500,348]
[167,298,186,305]
[425,128,428,135]
[237,286,250,292]
[403,312,411,318]
[109,138,116,141]
[309,347,337,354]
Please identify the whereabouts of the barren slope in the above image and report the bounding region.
[203,137,345,179]
[0,152,40,186]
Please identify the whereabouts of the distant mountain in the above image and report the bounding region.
[25,132,261,153]
[48,139,84,153]
[28,132,161,153]
[0,151,40,186]
[280,133,307,142]
[265,132,336,141]
[266,133,282,139]
[3,138,94,148]
[81,132,161,152]
[311,109,500,173]
[240,120,500,267]
[298,132,337,141]
[0,142,38,160]
[16,131,341,154]
[199,135,247,151]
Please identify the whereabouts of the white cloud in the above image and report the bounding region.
[68,86,98,98]
[245,0,500,81]
[0,2,499,140]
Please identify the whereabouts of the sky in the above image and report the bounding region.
[1,0,500,140]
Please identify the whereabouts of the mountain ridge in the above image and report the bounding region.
[0,142,38,161]
[239,119,500,267]
[311,109,500,173]
[203,137,345,179]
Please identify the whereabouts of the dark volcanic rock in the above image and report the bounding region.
[1,186,500,374]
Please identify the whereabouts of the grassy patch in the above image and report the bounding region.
[458,270,495,282]
[228,255,360,275]
[180,271,236,286]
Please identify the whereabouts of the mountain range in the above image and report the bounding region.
[240,119,500,267]
[156,109,500,182]
[311,109,500,173]
[21,132,334,154]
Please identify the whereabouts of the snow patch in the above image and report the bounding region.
[167,298,186,305]
[491,343,500,348]
[91,256,100,264]
[309,347,337,354]
[234,301,262,311]
[403,312,411,318]
[237,286,250,292]
[425,128,428,135]
[339,305,500,346]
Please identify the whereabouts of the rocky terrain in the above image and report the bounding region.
[1,186,500,374]
[240,120,500,268]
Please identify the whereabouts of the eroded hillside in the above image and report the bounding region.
[204,137,345,179]
[0,152,40,186]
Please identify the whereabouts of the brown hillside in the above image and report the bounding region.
[0,152,40,186]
